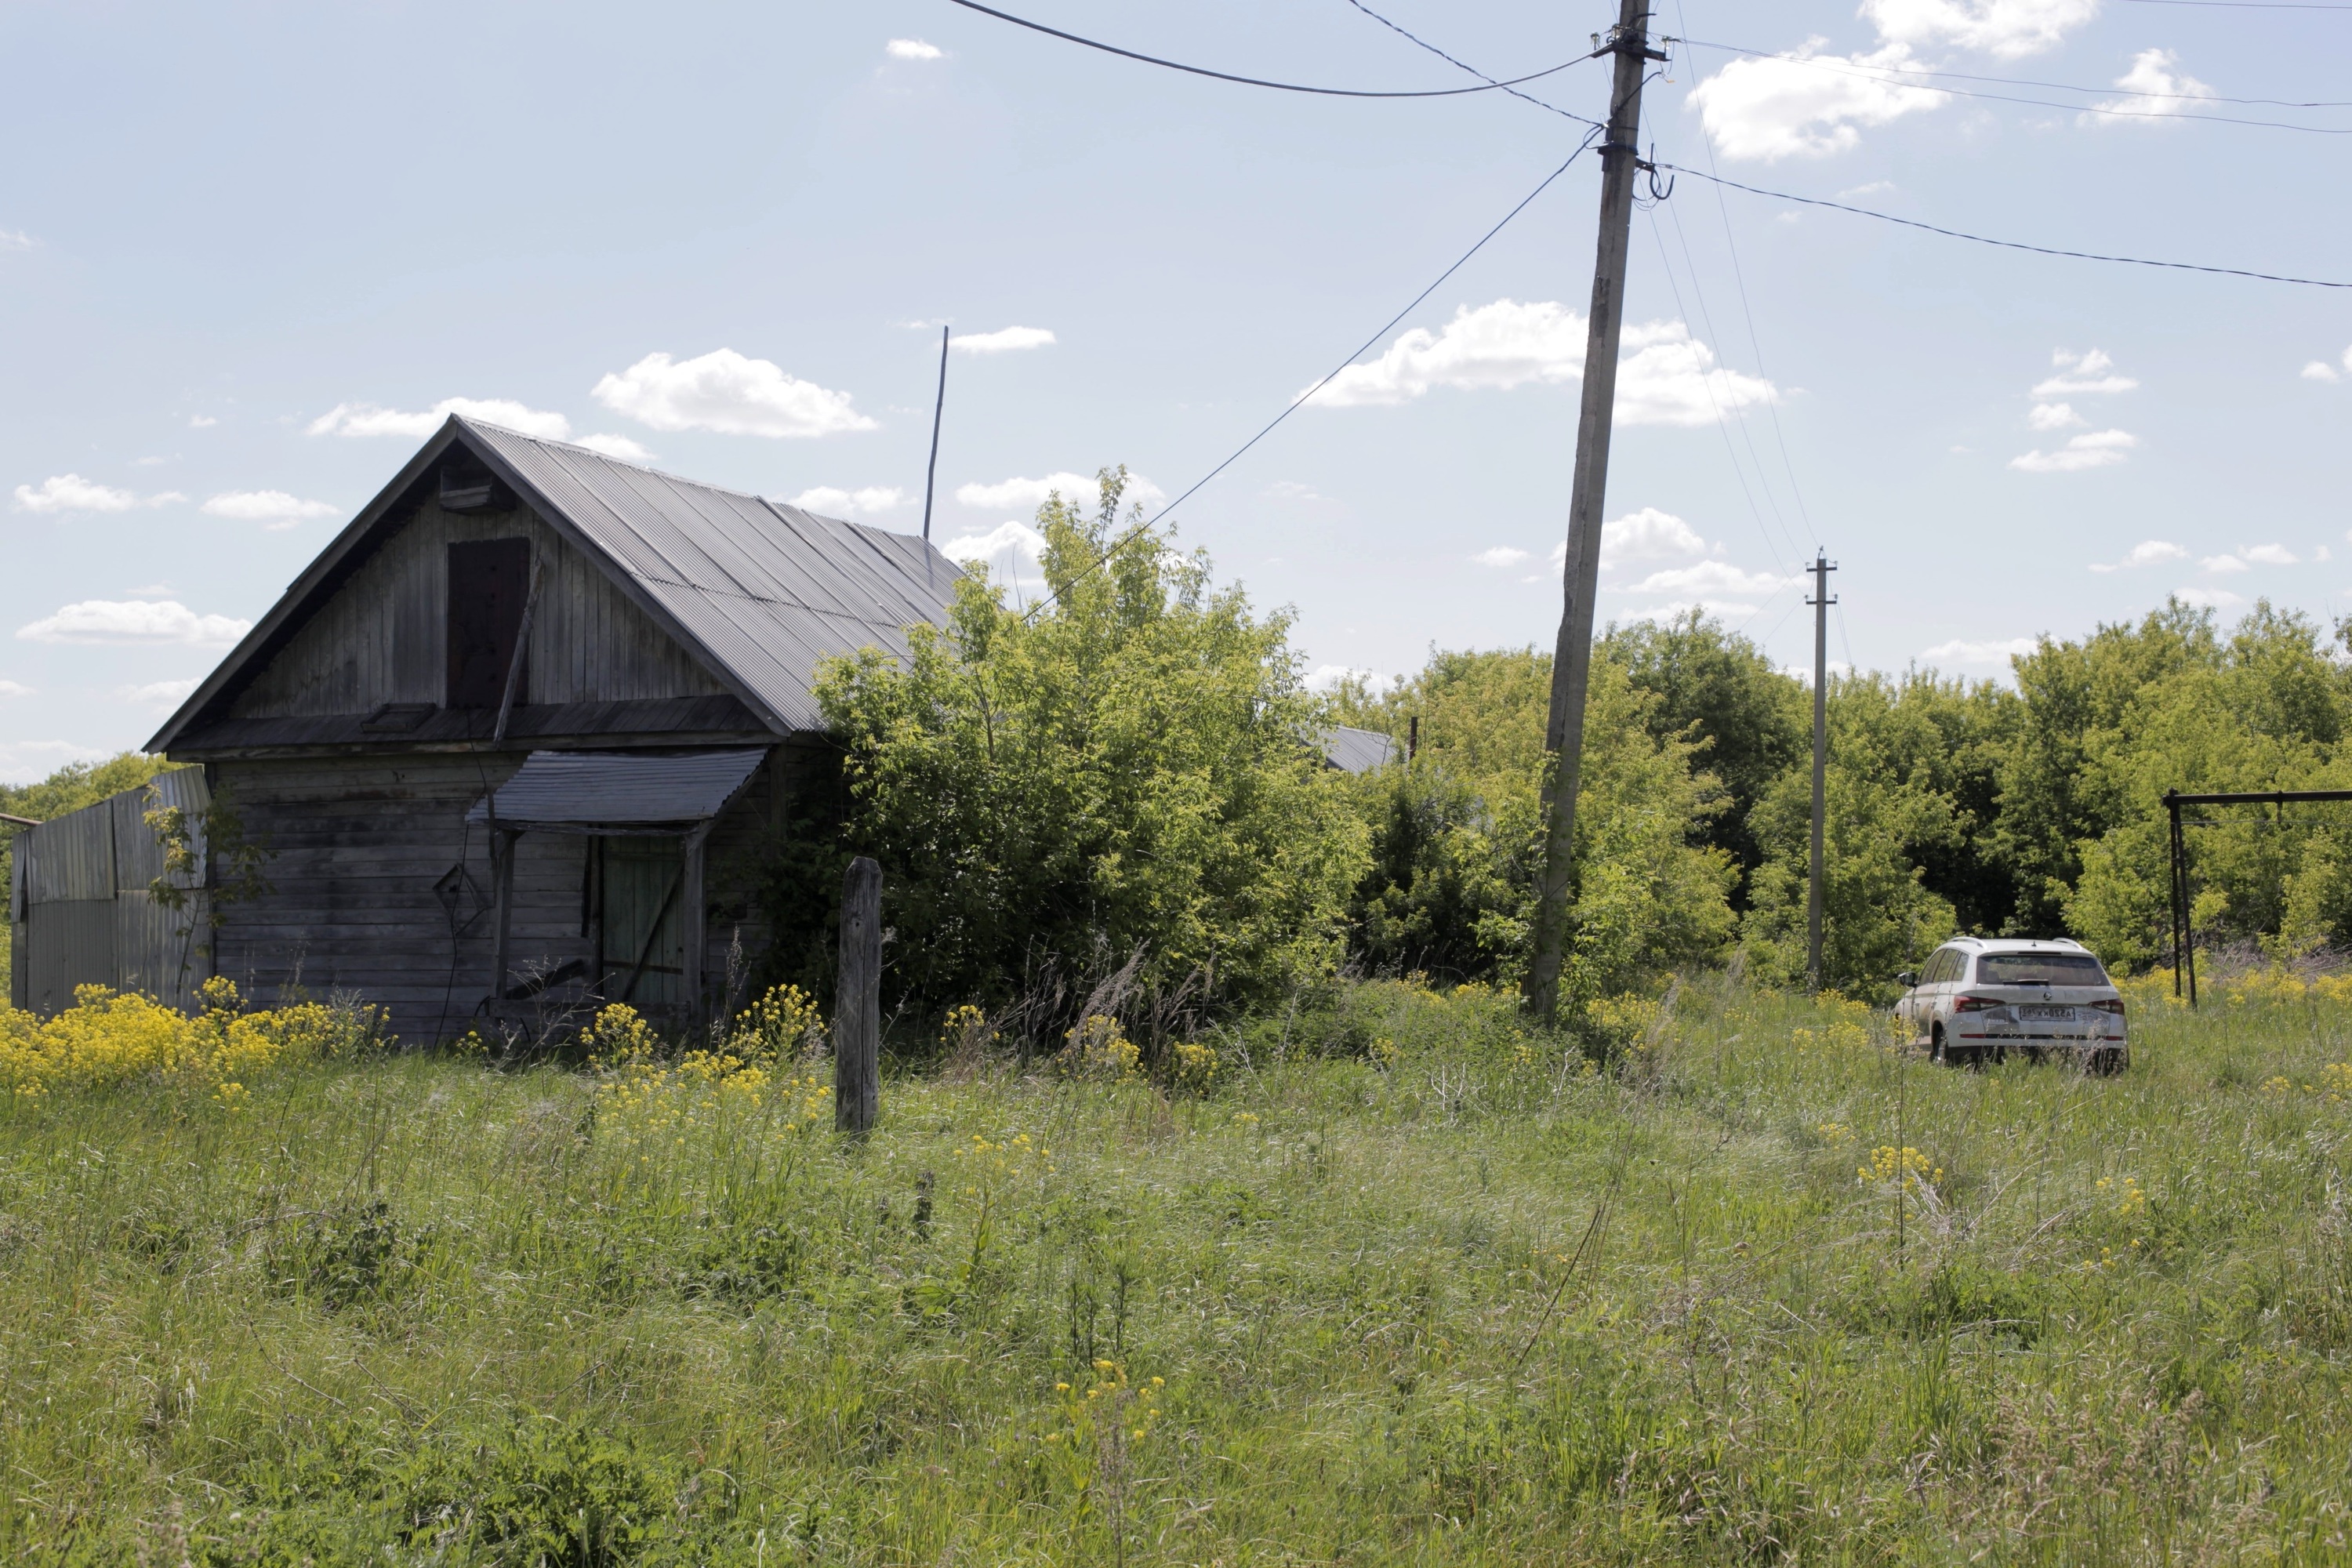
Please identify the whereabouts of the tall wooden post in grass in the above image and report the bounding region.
[835,855,881,1133]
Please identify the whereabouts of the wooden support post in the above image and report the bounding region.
[835,855,882,1133]
[488,828,519,1005]
[681,824,710,1034]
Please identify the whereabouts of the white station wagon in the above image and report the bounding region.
[1894,937,2128,1072]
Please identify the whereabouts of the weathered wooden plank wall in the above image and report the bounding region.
[211,746,792,1042]
[230,499,727,720]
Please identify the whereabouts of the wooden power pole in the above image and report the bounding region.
[1806,552,1837,990]
[1524,0,1667,1025]
[921,326,949,543]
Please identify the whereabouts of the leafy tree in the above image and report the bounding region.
[1335,647,1736,1000]
[1602,611,1806,903]
[814,471,1367,1019]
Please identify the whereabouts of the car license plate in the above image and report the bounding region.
[2020,1005,2074,1022]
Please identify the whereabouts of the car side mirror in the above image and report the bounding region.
[1895,971,1917,989]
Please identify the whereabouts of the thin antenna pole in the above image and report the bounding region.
[1523,0,1664,1026]
[921,325,949,542]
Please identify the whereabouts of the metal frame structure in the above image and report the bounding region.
[2161,787,2352,1007]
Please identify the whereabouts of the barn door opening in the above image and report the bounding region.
[601,836,684,1010]
[447,537,532,710]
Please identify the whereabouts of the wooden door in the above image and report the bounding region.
[601,836,684,1011]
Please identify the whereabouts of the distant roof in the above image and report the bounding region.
[151,416,961,750]
[1319,724,1399,775]
[465,748,768,833]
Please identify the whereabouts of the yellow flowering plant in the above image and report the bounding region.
[0,977,380,1102]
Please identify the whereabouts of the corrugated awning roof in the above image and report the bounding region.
[465,748,768,833]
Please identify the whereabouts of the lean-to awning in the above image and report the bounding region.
[464,748,767,834]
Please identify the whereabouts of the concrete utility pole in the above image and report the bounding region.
[1524,0,1667,1026]
[1806,552,1837,990]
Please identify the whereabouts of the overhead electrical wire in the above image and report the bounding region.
[1336,0,1601,125]
[1660,165,2352,289]
[1675,38,2352,130]
[1018,129,1606,621]
[941,0,1593,103]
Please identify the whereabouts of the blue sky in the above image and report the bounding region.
[3,0,2349,780]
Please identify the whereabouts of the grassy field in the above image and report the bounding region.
[3,975,2350,1564]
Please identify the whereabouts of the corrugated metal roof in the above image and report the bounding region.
[464,747,768,833]
[1320,724,1399,775]
[150,416,961,750]
[465,422,959,734]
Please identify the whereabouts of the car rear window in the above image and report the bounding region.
[1974,952,2107,985]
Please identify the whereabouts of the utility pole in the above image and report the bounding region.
[1806,551,1837,990]
[921,325,949,543]
[1523,0,1667,1025]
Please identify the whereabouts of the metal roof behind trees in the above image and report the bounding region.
[150,417,963,750]
[1319,725,1399,774]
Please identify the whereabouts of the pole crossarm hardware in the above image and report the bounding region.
[2161,786,2352,1007]
[1524,0,1655,1026]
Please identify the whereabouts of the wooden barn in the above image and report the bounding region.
[9,416,959,1036]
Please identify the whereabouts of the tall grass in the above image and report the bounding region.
[2,976,2348,1563]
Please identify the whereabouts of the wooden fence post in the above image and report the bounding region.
[835,855,881,1132]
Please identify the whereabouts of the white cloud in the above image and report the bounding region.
[16,600,251,646]
[2243,543,2298,566]
[2176,586,2245,609]
[2089,539,2187,572]
[2305,361,2343,383]
[2031,348,2137,398]
[790,485,908,517]
[2087,48,2216,122]
[941,521,1048,596]
[1624,561,1795,596]
[307,397,572,441]
[1687,42,1946,162]
[0,679,30,699]
[1627,600,1766,624]
[200,490,340,529]
[1860,0,2100,59]
[1603,506,1709,565]
[953,470,1163,513]
[1263,481,1328,503]
[591,349,875,439]
[13,474,183,514]
[0,228,33,251]
[118,678,199,708]
[2011,429,2136,472]
[1922,637,2036,666]
[575,432,655,463]
[124,583,175,599]
[2201,554,2248,573]
[0,740,114,786]
[952,326,1055,354]
[187,413,217,429]
[1473,546,1532,568]
[1305,664,1383,693]
[2029,401,2083,430]
[1305,299,1775,426]
[886,38,942,60]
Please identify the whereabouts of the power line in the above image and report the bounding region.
[941,0,1590,101]
[1019,130,1606,622]
[1664,165,2352,289]
[1676,38,2352,130]
[1679,36,2352,108]
[1337,0,1602,125]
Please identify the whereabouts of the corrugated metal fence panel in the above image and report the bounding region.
[116,890,209,1010]
[23,802,114,903]
[126,768,211,891]
[25,899,114,1015]
[7,852,24,1010]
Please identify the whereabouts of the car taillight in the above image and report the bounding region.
[2091,998,2125,1015]
[1953,995,1994,1013]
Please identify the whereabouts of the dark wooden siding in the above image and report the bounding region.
[211,748,792,1042]
[229,500,727,720]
